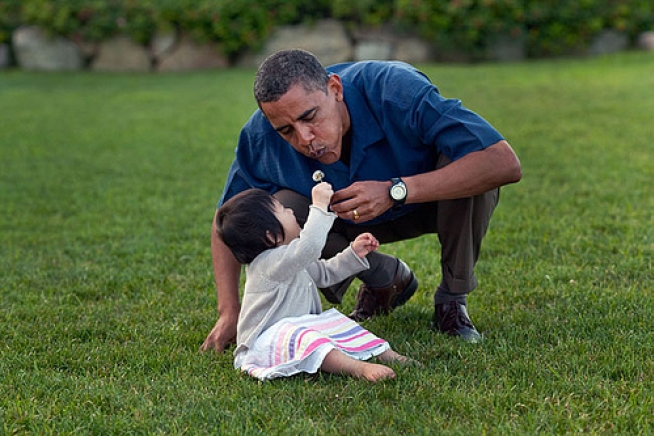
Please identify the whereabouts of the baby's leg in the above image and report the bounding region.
[321,350,395,382]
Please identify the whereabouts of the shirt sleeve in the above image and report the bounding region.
[371,61,504,161]
[305,245,370,288]
[218,159,252,207]
[218,118,280,207]
[265,206,337,283]
[408,83,504,161]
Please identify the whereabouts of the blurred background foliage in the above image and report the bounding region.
[0,0,653,59]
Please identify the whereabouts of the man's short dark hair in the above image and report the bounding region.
[216,189,286,264]
[254,49,330,104]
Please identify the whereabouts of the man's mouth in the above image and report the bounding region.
[310,148,326,159]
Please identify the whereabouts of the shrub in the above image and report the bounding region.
[0,0,21,43]
[2,0,653,59]
[524,0,605,56]
[170,0,272,58]
[524,0,654,57]
[394,0,526,59]
[332,0,394,27]
[18,0,157,44]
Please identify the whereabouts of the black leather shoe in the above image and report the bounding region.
[349,260,418,322]
[432,301,482,343]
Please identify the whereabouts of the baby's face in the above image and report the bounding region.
[272,200,301,244]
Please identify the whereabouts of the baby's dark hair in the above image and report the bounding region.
[216,189,285,264]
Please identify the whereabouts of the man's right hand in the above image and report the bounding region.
[205,210,242,353]
[200,315,237,353]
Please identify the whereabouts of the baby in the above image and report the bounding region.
[216,182,412,381]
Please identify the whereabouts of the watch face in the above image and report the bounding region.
[391,184,406,201]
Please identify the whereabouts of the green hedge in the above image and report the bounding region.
[0,0,334,59]
[1,0,653,59]
[524,0,654,56]
[395,0,526,58]
[396,0,654,58]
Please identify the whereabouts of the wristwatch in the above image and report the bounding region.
[389,177,407,211]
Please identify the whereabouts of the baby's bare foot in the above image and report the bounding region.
[321,350,397,381]
[359,363,396,382]
[377,349,422,367]
[378,349,408,363]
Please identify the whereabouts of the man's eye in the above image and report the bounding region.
[301,110,317,122]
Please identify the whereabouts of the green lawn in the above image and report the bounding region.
[1,52,653,435]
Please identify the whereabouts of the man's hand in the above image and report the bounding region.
[330,180,392,223]
[200,315,237,353]
[206,210,242,353]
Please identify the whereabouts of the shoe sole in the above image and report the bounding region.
[391,272,418,309]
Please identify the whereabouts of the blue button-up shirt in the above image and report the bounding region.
[219,61,504,224]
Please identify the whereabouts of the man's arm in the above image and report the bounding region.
[200,209,242,353]
[330,140,522,222]
[405,139,522,202]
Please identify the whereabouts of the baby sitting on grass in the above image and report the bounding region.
[216,182,415,381]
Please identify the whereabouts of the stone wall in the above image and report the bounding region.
[4,21,654,72]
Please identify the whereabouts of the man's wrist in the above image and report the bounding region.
[389,177,408,210]
[218,302,241,317]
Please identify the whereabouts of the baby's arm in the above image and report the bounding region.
[351,233,379,258]
[311,182,333,212]
[306,233,378,288]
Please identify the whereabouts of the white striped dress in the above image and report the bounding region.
[235,308,390,380]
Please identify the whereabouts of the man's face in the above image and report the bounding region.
[260,75,349,165]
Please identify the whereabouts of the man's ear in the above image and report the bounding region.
[327,74,344,102]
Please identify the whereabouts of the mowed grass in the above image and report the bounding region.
[1,52,652,434]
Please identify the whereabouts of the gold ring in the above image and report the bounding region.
[353,209,359,220]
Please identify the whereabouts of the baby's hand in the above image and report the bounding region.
[351,233,379,258]
[311,182,333,211]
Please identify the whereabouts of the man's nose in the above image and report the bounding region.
[297,125,315,147]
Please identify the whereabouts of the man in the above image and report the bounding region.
[201,49,521,352]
